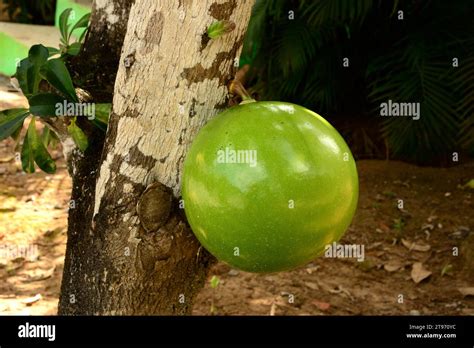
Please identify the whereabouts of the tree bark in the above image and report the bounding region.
[57,0,135,314]
[70,0,136,102]
[59,0,254,315]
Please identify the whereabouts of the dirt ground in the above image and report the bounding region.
[0,80,473,315]
[0,129,473,315]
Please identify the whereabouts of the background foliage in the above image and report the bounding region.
[1,0,56,24]
[241,0,474,164]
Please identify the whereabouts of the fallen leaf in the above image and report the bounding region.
[304,282,319,290]
[44,227,63,239]
[421,223,434,231]
[0,156,14,163]
[402,238,431,252]
[411,262,432,283]
[328,285,354,301]
[312,300,330,311]
[461,308,474,315]
[379,222,391,233]
[249,298,273,306]
[227,269,239,276]
[463,179,474,189]
[21,294,42,306]
[357,260,375,272]
[384,261,403,272]
[269,302,276,316]
[367,242,383,250]
[305,264,320,274]
[458,287,474,297]
[22,266,55,282]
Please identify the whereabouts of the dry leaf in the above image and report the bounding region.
[269,302,276,316]
[379,222,391,233]
[384,261,403,272]
[421,223,434,231]
[312,300,330,311]
[402,238,431,252]
[304,282,319,290]
[249,298,273,306]
[411,262,432,283]
[23,266,56,282]
[21,294,42,306]
[458,287,474,297]
[367,242,383,250]
[328,285,354,301]
[305,264,320,274]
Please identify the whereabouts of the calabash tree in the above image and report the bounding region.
[54,0,254,315]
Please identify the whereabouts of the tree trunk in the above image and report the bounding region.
[59,0,254,315]
[70,0,136,102]
[57,0,135,314]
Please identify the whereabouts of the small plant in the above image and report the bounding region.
[209,275,220,315]
[0,9,110,174]
[382,191,396,199]
[54,8,90,56]
[440,264,453,277]
[392,217,405,241]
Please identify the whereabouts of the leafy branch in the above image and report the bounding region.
[0,9,110,174]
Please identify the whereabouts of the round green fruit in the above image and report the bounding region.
[182,101,358,273]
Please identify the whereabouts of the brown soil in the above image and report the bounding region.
[0,137,473,315]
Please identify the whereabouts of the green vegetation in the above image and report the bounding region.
[0,9,110,174]
[241,0,474,163]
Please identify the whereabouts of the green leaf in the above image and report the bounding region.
[16,59,32,96]
[67,118,89,152]
[207,20,235,39]
[70,13,90,34]
[29,93,65,117]
[66,42,82,56]
[78,27,88,44]
[15,44,49,96]
[41,126,50,147]
[210,275,220,289]
[42,126,59,148]
[10,122,23,142]
[46,46,60,56]
[21,126,35,173]
[94,103,111,123]
[40,58,78,102]
[0,108,29,141]
[59,8,73,44]
[27,117,56,174]
[92,103,111,131]
[463,179,474,190]
[441,264,453,277]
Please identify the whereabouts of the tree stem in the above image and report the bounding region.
[229,79,254,102]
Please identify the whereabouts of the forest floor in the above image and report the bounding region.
[0,134,473,315]
[0,79,473,315]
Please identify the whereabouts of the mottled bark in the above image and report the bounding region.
[59,0,254,315]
